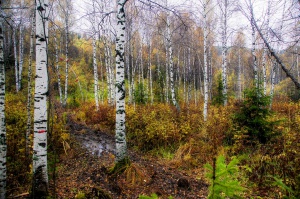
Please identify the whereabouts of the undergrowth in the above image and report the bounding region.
[6,89,300,198]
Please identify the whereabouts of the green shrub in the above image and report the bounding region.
[134,82,146,104]
[205,155,245,199]
[212,73,226,106]
[232,86,279,145]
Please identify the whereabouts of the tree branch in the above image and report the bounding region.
[251,14,300,89]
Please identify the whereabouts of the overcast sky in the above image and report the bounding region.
[71,0,296,48]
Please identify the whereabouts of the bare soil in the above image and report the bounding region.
[50,120,208,199]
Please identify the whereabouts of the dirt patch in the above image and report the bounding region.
[50,121,208,198]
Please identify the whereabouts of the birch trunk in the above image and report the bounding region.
[93,38,99,110]
[262,0,270,95]
[165,42,169,103]
[18,0,24,90]
[148,41,153,104]
[270,60,277,100]
[13,29,19,92]
[92,5,99,110]
[54,30,62,104]
[104,40,111,104]
[64,0,69,107]
[156,51,163,102]
[115,0,127,162]
[203,2,208,121]
[183,49,186,103]
[33,0,49,195]
[251,18,258,87]
[99,53,104,104]
[26,12,35,157]
[0,14,7,198]
[109,48,115,104]
[237,47,242,100]
[167,14,180,111]
[221,0,228,105]
[208,45,213,100]
[188,47,192,104]
[297,47,299,81]
[126,34,131,104]
[130,42,135,103]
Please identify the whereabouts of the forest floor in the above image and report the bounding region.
[50,119,208,199]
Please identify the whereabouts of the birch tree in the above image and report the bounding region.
[202,0,210,121]
[60,0,71,107]
[0,3,7,196]
[261,0,270,95]
[32,0,49,196]
[251,17,258,88]
[219,0,228,105]
[115,0,128,163]
[13,28,19,91]
[92,0,99,110]
[54,28,63,104]
[18,0,24,90]
[166,11,180,111]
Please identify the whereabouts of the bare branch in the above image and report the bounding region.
[251,13,300,89]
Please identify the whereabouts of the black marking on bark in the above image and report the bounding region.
[38,143,46,148]
[37,6,44,12]
[116,81,125,100]
[116,109,125,114]
[0,134,6,145]
[34,119,47,124]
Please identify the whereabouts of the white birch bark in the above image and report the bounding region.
[188,47,192,104]
[208,45,213,100]
[100,53,104,104]
[33,0,49,195]
[177,49,180,89]
[13,29,19,92]
[93,38,99,110]
[166,13,180,111]
[203,1,209,122]
[18,0,24,90]
[63,0,69,107]
[194,57,197,105]
[251,18,258,87]
[54,30,62,104]
[26,12,35,157]
[0,14,7,198]
[148,40,153,104]
[297,47,299,81]
[237,47,242,100]
[165,50,169,103]
[183,49,186,103]
[115,0,127,162]
[221,0,228,105]
[156,51,163,102]
[262,0,270,95]
[92,4,99,111]
[109,48,115,104]
[103,39,111,104]
[270,60,277,100]
[126,34,131,104]
[130,41,135,103]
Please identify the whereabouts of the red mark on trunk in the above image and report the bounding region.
[38,130,46,133]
